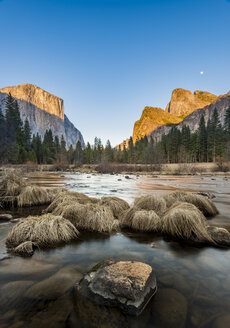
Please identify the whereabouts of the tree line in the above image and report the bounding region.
[0,93,230,165]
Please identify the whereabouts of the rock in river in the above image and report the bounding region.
[207,226,230,247]
[151,288,187,328]
[76,260,157,316]
[0,214,13,221]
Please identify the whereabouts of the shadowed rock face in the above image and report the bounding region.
[0,84,84,148]
[76,260,157,316]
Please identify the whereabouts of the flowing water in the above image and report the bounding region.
[0,173,230,328]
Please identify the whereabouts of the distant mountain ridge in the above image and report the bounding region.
[119,88,227,147]
[0,83,84,148]
[150,91,230,142]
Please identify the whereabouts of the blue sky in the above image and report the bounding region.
[0,0,229,145]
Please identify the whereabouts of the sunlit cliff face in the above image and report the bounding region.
[0,83,64,120]
[132,88,217,143]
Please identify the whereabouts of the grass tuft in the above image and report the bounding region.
[164,191,219,217]
[161,202,213,241]
[134,194,167,215]
[62,203,115,233]
[99,196,129,219]
[6,213,79,249]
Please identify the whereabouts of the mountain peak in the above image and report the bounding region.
[0,83,64,120]
[132,106,182,143]
[166,88,217,117]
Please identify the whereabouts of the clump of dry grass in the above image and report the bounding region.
[120,207,161,232]
[62,203,115,233]
[0,171,65,208]
[6,213,79,249]
[46,190,92,214]
[134,194,167,216]
[89,197,100,204]
[13,241,36,257]
[0,171,27,197]
[164,191,219,217]
[99,196,130,219]
[132,210,161,231]
[112,220,121,231]
[161,202,213,242]
[17,185,51,207]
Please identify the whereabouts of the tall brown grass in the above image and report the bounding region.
[6,213,79,249]
[161,202,213,242]
[62,203,116,233]
[164,191,219,217]
[45,190,96,214]
[120,207,161,232]
[17,185,51,207]
[0,171,27,197]
[0,171,64,208]
[99,196,129,219]
[134,195,166,216]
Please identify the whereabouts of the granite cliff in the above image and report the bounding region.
[133,107,182,143]
[131,88,218,143]
[0,84,84,148]
[150,91,230,142]
[166,88,217,117]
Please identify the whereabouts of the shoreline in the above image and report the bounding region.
[1,162,230,176]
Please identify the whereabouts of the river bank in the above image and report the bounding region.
[1,161,230,176]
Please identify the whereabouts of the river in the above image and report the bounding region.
[0,172,230,328]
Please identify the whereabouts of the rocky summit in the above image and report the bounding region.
[151,91,230,142]
[166,88,217,117]
[76,260,157,316]
[0,83,84,148]
[133,107,182,143]
[121,88,227,145]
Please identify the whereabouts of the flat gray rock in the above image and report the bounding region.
[76,260,157,315]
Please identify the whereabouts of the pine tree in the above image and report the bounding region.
[5,94,23,163]
[75,140,83,165]
[104,140,113,162]
[24,118,31,152]
[0,107,6,163]
[224,107,230,135]
[54,136,61,156]
[60,135,67,163]
[85,142,93,163]
[198,115,207,162]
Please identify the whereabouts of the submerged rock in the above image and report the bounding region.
[25,265,83,300]
[14,241,35,257]
[151,288,187,328]
[197,192,215,199]
[213,314,230,328]
[207,226,230,247]
[0,214,13,221]
[76,260,157,316]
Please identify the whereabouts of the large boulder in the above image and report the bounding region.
[207,226,230,247]
[76,260,157,316]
